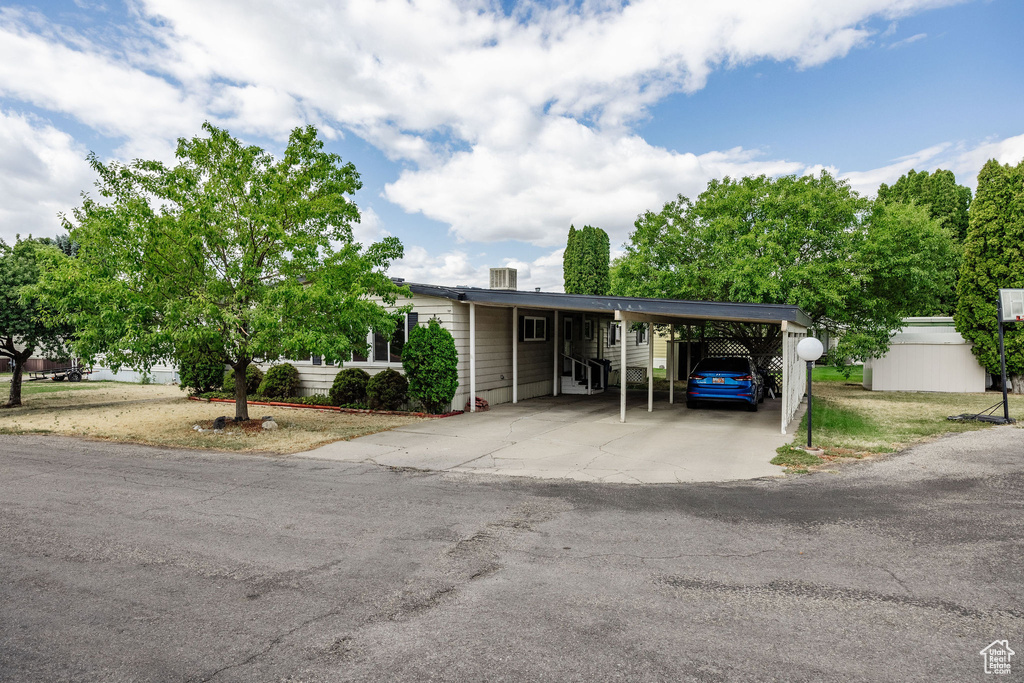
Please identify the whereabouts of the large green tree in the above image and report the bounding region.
[878,168,972,241]
[612,171,956,365]
[955,158,1024,393]
[877,168,971,314]
[0,238,71,407]
[38,123,407,420]
[563,224,610,295]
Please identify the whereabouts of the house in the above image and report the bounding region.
[862,317,987,393]
[282,268,813,434]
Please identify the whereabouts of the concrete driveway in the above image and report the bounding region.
[298,392,796,483]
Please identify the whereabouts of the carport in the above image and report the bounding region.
[407,284,813,435]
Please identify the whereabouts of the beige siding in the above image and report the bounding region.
[600,320,652,382]
[452,303,555,410]
[864,319,987,393]
[865,343,986,392]
[264,292,455,398]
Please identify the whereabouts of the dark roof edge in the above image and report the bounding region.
[405,282,813,328]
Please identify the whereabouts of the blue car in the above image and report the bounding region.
[685,357,765,411]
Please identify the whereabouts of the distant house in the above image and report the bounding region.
[862,317,987,393]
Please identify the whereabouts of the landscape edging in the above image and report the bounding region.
[188,396,462,419]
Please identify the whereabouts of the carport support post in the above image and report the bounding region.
[553,310,559,397]
[669,326,675,404]
[620,318,628,423]
[648,322,654,412]
[686,325,692,378]
[469,303,476,413]
[512,306,518,404]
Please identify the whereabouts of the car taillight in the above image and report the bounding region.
[736,375,753,381]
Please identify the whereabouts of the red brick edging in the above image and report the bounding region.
[187,396,463,419]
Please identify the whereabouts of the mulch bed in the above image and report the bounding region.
[188,395,463,419]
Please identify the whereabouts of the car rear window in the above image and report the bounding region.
[694,357,749,373]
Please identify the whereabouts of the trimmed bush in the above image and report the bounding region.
[257,363,301,399]
[245,365,264,394]
[329,367,370,406]
[175,345,225,395]
[402,318,458,413]
[221,364,264,395]
[366,368,409,411]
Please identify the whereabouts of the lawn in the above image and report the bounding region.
[8,378,114,397]
[812,365,864,383]
[773,382,1023,472]
[0,381,426,453]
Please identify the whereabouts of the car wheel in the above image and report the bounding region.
[758,388,765,404]
[746,400,758,412]
[686,400,699,410]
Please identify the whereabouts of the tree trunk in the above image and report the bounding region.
[1012,373,1024,396]
[233,359,251,421]
[3,348,33,408]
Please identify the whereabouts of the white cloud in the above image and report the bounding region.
[388,247,485,287]
[389,246,566,291]
[888,32,928,48]
[0,110,93,244]
[0,0,984,251]
[385,116,804,247]
[840,136,1024,196]
[351,206,390,246]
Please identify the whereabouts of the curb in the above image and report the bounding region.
[187,396,462,419]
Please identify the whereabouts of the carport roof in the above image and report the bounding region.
[403,282,813,328]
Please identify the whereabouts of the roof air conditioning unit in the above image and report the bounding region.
[489,267,517,291]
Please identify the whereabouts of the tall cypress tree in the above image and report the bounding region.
[954,159,1024,393]
[563,224,610,295]
[878,168,972,241]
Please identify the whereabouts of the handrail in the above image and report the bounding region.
[561,353,604,392]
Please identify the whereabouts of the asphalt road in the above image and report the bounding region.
[2,429,1022,682]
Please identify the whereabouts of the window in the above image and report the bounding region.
[521,315,547,342]
[607,322,619,346]
[584,318,593,341]
[636,326,647,345]
[348,312,410,364]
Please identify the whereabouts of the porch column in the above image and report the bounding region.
[669,326,675,404]
[553,310,559,397]
[469,303,477,413]
[620,318,628,423]
[648,322,654,412]
[686,324,692,378]
[512,306,518,403]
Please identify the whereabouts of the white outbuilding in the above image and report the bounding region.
[863,317,987,393]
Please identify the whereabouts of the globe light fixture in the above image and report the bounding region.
[797,337,825,450]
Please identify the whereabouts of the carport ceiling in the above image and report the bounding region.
[405,282,813,329]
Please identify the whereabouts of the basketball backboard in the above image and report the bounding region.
[1000,288,1024,322]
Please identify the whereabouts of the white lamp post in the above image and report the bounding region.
[796,337,824,450]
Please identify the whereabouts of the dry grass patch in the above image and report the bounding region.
[814,383,1023,452]
[773,383,1024,473]
[0,382,426,453]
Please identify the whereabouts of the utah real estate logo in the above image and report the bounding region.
[980,640,1014,675]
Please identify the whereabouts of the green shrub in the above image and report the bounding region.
[221,364,265,395]
[176,344,225,395]
[329,367,370,406]
[402,318,458,413]
[366,368,409,410]
[257,363,301,398]
[289,394,334,406]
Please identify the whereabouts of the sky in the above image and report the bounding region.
[1,0,1023,291]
